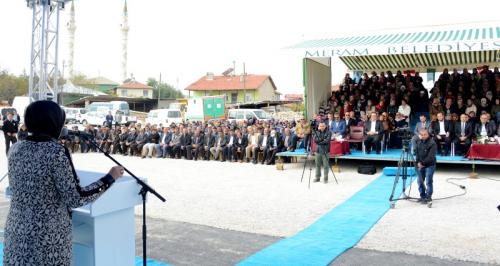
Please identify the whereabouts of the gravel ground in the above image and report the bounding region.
[66,153,376,237]
[357,164,500,264]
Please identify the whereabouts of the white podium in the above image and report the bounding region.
[72,170,144,266]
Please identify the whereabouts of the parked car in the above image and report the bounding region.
[62,107,86,124]
[146,109,182,126]
[227,109,271,123]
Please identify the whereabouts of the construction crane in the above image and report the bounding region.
[26,0,70,103]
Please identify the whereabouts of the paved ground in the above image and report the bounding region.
[134,216,280,266]
[331,248,494,266]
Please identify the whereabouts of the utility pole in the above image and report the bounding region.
[243,62,246,103]
[157,73,162,108]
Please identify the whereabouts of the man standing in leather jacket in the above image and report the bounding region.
[314,122,332,183]
[415,128,437,203]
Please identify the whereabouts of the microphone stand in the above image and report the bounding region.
[78,133,166,266]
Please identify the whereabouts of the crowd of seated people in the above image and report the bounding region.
[315,65,500,156]
[58,118,312,165]
[55,65,499,161]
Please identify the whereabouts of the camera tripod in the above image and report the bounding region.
[300,135,338,189]
[388,139,427,207]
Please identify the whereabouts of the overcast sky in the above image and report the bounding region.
[0,0,499,94]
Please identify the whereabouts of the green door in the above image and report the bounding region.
[203,97,225,120]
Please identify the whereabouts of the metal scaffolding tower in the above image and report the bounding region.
[27,0,70,103]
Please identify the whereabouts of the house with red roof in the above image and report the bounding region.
[115,79,153,99]
[185,73,280,104]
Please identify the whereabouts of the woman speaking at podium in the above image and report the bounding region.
[3,101,124,266]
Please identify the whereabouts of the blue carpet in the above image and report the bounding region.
[0,243,169,266]
[135,257,171,266]
[238,170,411,266]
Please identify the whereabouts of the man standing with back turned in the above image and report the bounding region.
[314,122,332,184]
[415,128,437,205]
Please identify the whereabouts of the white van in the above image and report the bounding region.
[62,107,86,123]
[84,101,137,125]
[227,109,271,123]
[146,109,182,126]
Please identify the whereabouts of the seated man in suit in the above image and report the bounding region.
[329,112,346,139]
[453,114,473,156]
[245,127,260,163]
[430,112,452,156]
[234,129,248,162]
[363,112,383,154]
[210,130,227,161]
[124,127,137,156]
[168,127,181,158]
[142,127,159,158]
[224,129,236,162]
[180,127,192,159]
[189,128,204,161]
[282,127,295,152]
[265,129,282,165]
[411,114,430,153]
[254,128,269,164]
[203,127,215,160]
[343,112,355,136]
[155,127,171,158]
[474,113,496,143]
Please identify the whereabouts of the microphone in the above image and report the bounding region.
[67,130,95,139]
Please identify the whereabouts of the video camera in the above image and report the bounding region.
[310,119,318,132]
[395,127,413,140]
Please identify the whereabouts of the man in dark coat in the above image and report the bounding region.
[2,112,18,154]
[314,122,332,183]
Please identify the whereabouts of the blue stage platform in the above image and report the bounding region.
[278,148,500,166]
[339,149,500,165]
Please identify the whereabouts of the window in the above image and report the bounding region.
[228,110,236,119]
[231,93,238,103]
[143,90,149,97]
[245,93,252,102]
[167,111,181,118]
[245,112,253,120]
[236,111,244,119]
[253,110,267,119]
[121,90,128,97]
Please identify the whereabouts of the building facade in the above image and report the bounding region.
[185,74,280,104]
[116,80,153,98]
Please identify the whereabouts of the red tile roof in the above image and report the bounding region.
[185,74,277,91]
[118,80,153,90]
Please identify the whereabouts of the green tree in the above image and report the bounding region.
[147,77,184,99]
[0,68,29,104]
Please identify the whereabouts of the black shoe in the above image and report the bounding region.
[323,179,328,184]
[417,198,427,204]
[313,178,320,183]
